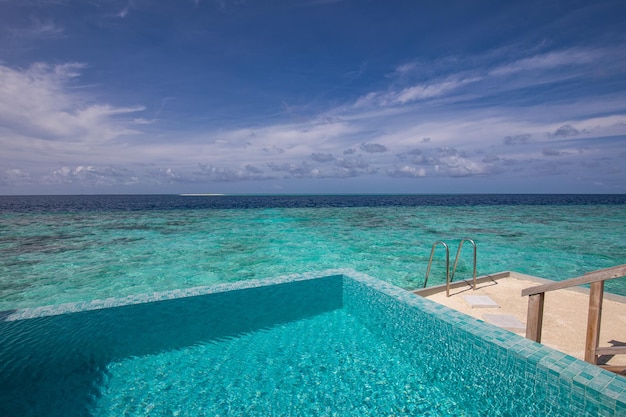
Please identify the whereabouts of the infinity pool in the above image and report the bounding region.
[1,271,624,416]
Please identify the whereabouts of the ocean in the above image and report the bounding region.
[1,194,625,311]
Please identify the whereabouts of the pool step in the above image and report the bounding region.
[482,314,526,331]
[463,295,500,309]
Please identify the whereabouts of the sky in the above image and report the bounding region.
[1,0,626,195]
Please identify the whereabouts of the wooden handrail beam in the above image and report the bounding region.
[525,293,545,342]
[584,281,604,363]
[595,346,626,356]
[521,264,626,297]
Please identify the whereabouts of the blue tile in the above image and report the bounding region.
[596,398,616,417]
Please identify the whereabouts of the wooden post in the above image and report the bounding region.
[525,292,545,342]
[585,280,604,364]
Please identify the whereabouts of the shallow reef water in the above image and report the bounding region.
[1,194,625,310]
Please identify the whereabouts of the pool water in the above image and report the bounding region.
[2,271,624,416]
[96,309,458,416]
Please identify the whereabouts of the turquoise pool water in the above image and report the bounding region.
[1,195,625,311]
[96,309,459,416]
[1,271,625,416]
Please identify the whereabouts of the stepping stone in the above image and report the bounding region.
[463,295,500,309]
[483,314,526,331]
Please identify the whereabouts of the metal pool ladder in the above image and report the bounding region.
[423,238,477,297]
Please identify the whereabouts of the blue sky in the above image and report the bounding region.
[1,0,626,194]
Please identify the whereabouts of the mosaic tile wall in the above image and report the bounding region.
[342,270,626,417]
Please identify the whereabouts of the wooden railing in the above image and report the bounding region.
[521,264,626,369]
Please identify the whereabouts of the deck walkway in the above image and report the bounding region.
[414,272,626,371]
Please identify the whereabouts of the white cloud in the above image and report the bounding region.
[353,92,379,108]
[2,41,626,191]
[0,62,144,144]
[504,133,532,145]
[118,7,129,18]
[558,115,626,138]
[141,103,626,186]
[489,49,600,77]
[438,155,488,177]
[393,77,480,104]
[0,168,32,186]
[194,163,271,182]
[551,124,581,137]
[6,18,65,40]
[352,46,626,116]
[133,118,158,125]
[387,165,426,178]
[360,143,387,153]
[354,76,480,108]
[391,62,417,76]
[44,165,139,186]
[310,152,334,162]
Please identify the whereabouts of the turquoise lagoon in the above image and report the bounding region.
[1,194,625,311]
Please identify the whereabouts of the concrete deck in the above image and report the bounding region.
[413,272,626,370]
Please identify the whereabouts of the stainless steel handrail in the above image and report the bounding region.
[423,241,450,296]
[423,239,477,297]
[451,238,477,290]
